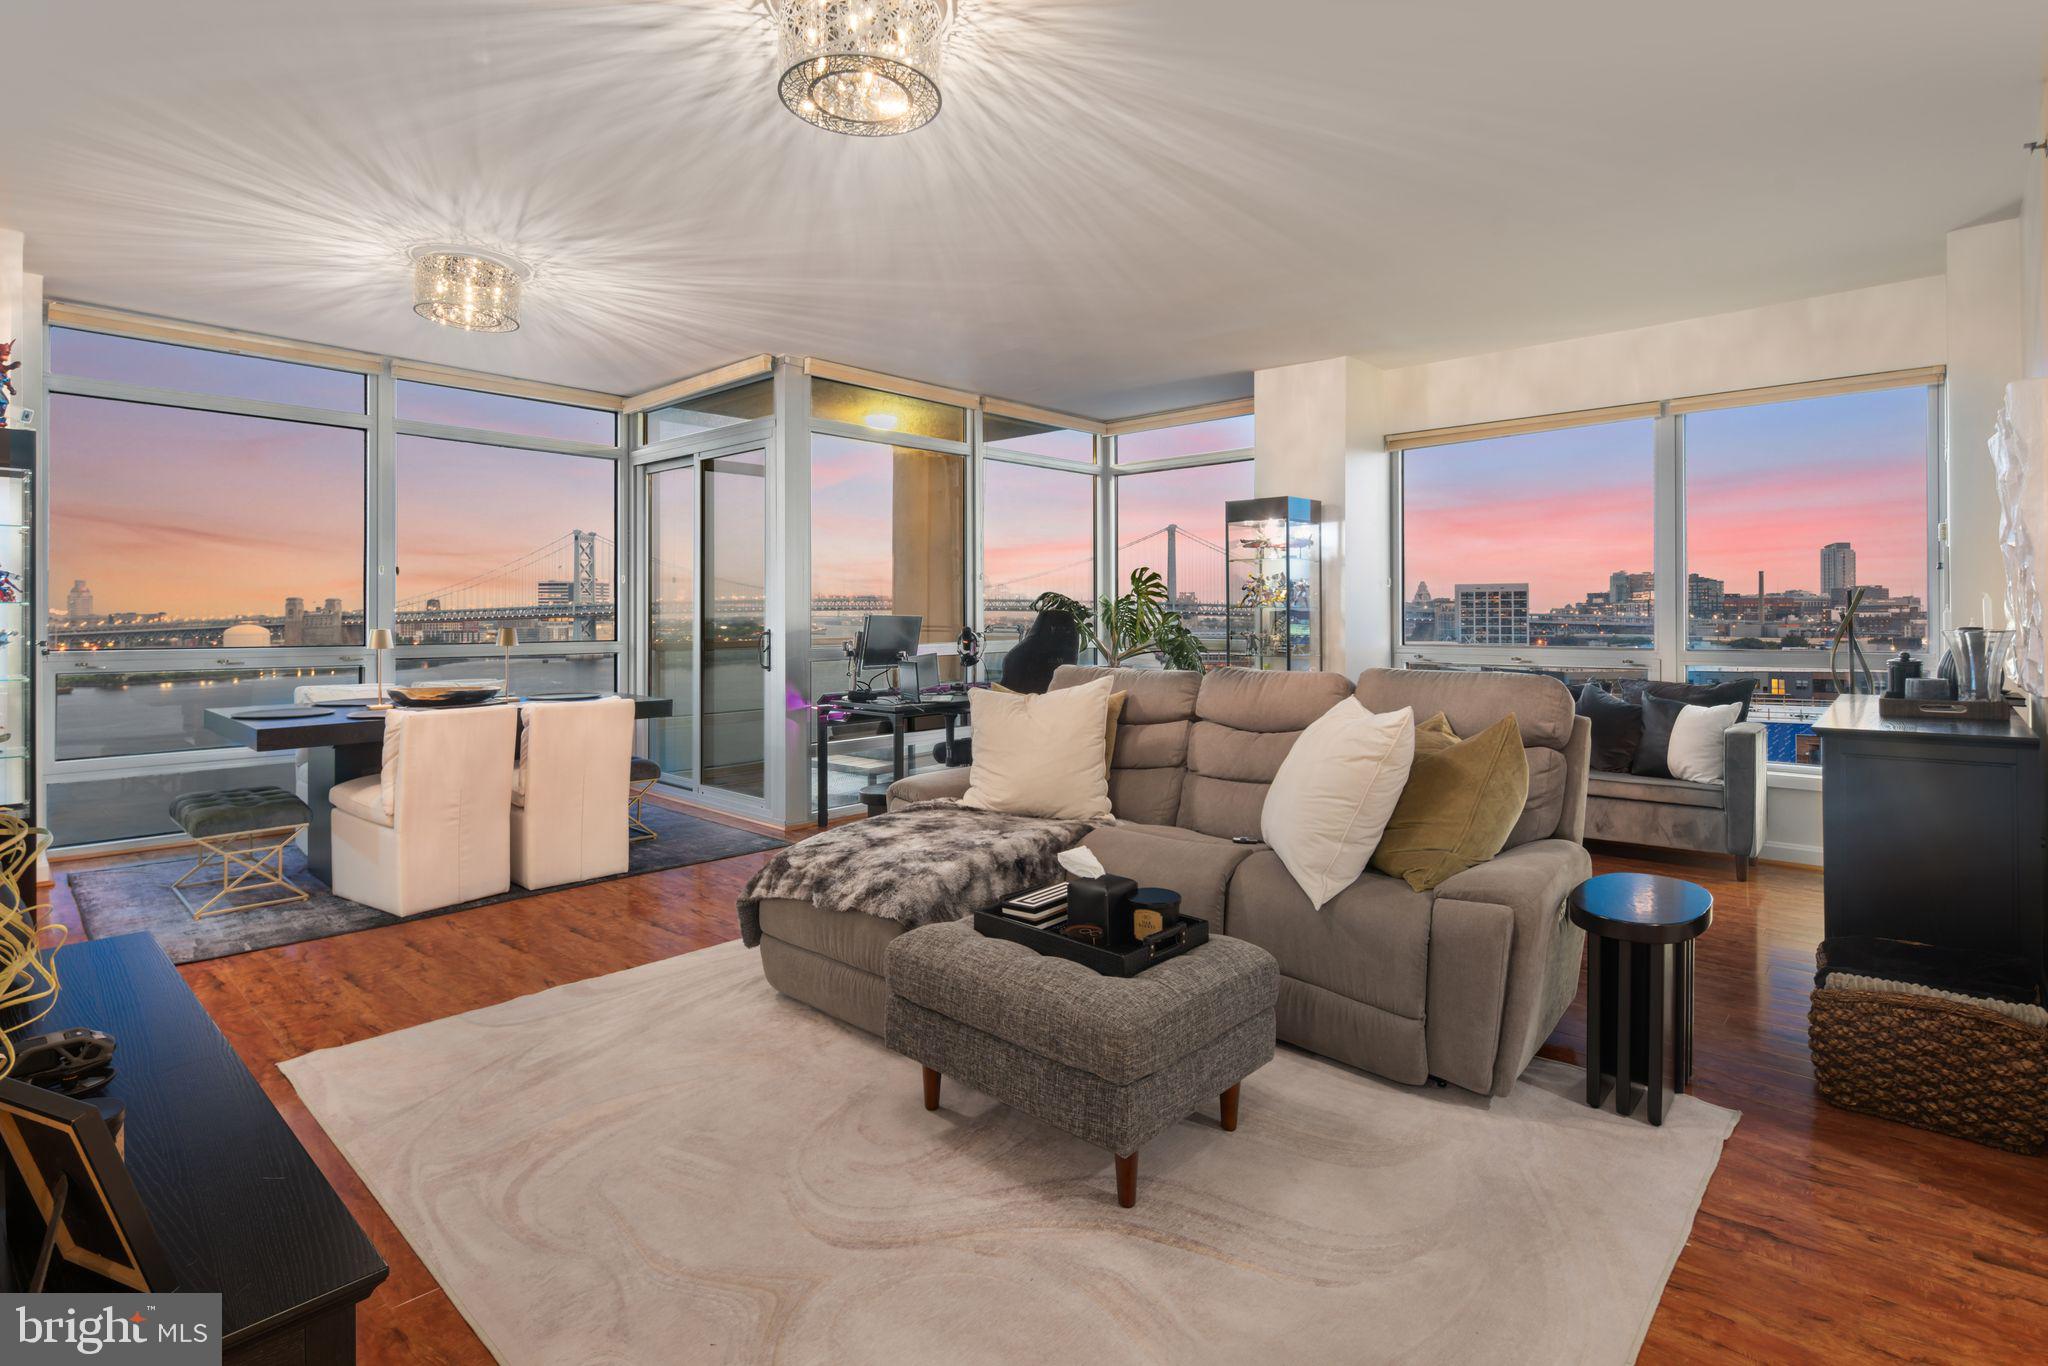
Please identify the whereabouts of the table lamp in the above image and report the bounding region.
[497,627,518,698]
[366,628,394,709]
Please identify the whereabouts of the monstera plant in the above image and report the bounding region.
[1032,567,1205,670]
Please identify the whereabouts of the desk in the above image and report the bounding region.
[2,934,388,1363]
[814,694,972,827]
[204,695,674,886]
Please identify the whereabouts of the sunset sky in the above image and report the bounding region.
[1402,387,1928,611]
[50,393,367,619]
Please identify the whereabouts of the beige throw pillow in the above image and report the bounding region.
[1261,699,1416,909]
[962,676,1116,820]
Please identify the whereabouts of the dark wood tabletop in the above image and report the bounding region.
[1568,871,1714,944]
[1811,693,2036,746]
[204,693,674,752]
[2,934,387,1355]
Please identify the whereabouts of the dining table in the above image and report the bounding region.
[203,694,674,887]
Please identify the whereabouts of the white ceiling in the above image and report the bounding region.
[4,1,2043,417]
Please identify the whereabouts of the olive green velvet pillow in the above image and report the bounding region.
[1368,713,1530,892]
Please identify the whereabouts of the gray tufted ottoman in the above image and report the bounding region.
[884,919,1279,1207]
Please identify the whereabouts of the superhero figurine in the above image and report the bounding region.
[0,340,18,429]
[0,570,19,604]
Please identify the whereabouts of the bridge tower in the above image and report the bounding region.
[573,530,599,640]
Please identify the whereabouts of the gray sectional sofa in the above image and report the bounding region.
[753,665,1594,1097]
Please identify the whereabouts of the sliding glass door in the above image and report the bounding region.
[640,447,767,802]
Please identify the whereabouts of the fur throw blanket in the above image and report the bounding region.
[738,801,1093,947]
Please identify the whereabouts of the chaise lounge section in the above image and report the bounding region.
[754,665,1593,1097]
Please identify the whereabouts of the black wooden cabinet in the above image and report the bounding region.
[1813,696,2046,991]
[3,934,387,1363]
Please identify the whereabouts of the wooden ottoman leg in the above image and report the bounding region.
[1220,1083,1241,1133]
[1114,1151,1138,1209]
[921,1066,941,1112]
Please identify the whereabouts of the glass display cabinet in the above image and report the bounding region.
[0,429,32,822]
[1225,496,1321,671]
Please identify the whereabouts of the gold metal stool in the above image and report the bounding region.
[167,787,312,919]
[628,757,662,844]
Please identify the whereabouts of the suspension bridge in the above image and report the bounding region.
[51,531,617,649]
[984,523,1229,610]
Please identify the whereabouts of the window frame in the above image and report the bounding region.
[40,314,626,852]
[1388,372,1947,772]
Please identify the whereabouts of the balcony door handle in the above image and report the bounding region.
[759,628,773,673]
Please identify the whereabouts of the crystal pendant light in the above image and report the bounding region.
[776,1,953,137]
[410,247,527,333]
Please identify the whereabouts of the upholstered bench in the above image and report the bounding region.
[168,784,312,918]
[884,919,1278,1207]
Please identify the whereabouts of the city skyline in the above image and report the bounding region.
[1404,535,1928,650]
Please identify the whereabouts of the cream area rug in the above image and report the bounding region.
[281,941,1737,1366]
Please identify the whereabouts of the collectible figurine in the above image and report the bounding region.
[0,570,19,604]
[0,340,18,429]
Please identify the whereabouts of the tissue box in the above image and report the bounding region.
[1066,875,1139,948]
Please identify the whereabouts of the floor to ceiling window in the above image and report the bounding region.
[42,318,624,848]
[980,412,1098,677]
[1110,410,1255,666]
[807,379,971,812]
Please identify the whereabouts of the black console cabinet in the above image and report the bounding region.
[1813,696,2045,991]
[3,933,387,1363]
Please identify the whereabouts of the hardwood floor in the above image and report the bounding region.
[48,838,2048,1363]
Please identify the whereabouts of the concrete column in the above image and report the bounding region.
[1944,218,2024,631]
[890,446,968,659]
[1252,356,1388,676]
[2026,84,2048,380]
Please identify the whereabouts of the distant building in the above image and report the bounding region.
[1821,542,1856,603]
[66,579,94,619]
[1687,574,1725,619]
[1456,583,1530,646]
[282,596,351,647]
[537,580,575,608]
[1608,570,1654,604]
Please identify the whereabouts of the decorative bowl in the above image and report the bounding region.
[387,684,503,709]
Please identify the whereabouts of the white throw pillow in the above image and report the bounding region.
[961,676,1116,820]
[1666,701,1744,784]
[1261,699,1416,910]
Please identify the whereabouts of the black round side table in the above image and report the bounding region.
[1568,872,1712,1126]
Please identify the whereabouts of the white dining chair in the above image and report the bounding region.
[290,683,384,851]
[509,697,636,890]
[328,704,518,916]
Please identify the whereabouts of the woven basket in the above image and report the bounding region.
[1809,985,2048,1155]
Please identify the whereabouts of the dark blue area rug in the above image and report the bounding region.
[68,803,786,964]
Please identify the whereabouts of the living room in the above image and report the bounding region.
[0,3,2045,1363]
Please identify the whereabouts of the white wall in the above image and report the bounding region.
[1378,276,1946,435]
[1945,219,2025,631]
[2026,85,2048,381]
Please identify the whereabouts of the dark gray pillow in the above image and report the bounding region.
[1575,683,1644,773]
[1632,694,1691,778]
[1614,676,1758,723]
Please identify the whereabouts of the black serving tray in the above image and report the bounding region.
[974,908,1209,977]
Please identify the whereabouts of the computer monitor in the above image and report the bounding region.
[858,614,924,667]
